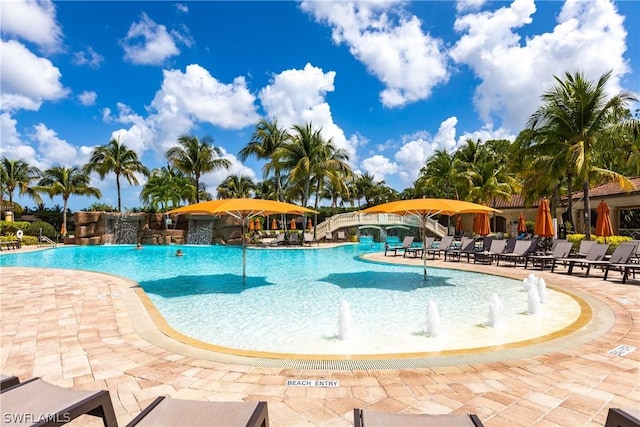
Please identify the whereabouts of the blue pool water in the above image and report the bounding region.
[1,244,580,355]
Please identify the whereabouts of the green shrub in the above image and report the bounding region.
[0,220,31,235]
[27,221,56,238]
[0,235,37,245]
[567,234,632,253]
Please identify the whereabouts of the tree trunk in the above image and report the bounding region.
[62,197,68,235]
[583,180,592,239]
[195,174,201,203]
[566,172,574,229]
[116,173,122,212]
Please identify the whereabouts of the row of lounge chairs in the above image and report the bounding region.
[3,375,637,427]
[0,240,21,251]
[385,235,640,283]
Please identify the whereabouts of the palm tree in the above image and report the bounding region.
[353,173,378,206]
[166,134,230,203]
[216,175,256,199]
[528,70,637,236]
[0,157,42,207]
[84,137,149,212]
[140,165,195,211]
[415,149,466,200]
[37,166,101,235]
[239,118,289,201]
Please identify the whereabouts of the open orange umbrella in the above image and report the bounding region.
[271,218,277,230]
[306,218,313,230]
[534,199,555,237]
[517,213,527,234]
[168,198,315,282]
[473,212,491,236]
[363,198,499,279]
[289,218,296,230]
[595,200,613,240]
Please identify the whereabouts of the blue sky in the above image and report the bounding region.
[1,0,639,211]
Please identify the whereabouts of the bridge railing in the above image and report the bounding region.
[314,211,448,238]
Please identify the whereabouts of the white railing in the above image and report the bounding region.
[38,235,57,248]
[314,211,448,238]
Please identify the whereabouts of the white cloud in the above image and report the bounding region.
[105,104,157,156]
[0,0,62,53]
[201,148,258,195]
[301,1,449,108]
[175,3,189,14]
[0,112,39,165]
[0,40,68,111]
[259,63,359,163]
[455,124,516,148]
[72,46,104,68]
[78,91,97,106]
[450,0,630,131]
[360,155,398,182]
[30,123,79,167]
[120,13,189,65]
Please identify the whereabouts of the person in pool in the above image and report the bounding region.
[175,249,184,257]
[135,243,143,250]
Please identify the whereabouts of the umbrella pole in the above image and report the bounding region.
[242,218,247,284]
[422,215,428,280]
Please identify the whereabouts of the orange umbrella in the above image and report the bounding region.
[534,199,555,237]
[254,218,262,231]
[60,223,67,237]
[289,218,296,230]
[455,216,463,232]
[595,200,613,239]
[271,218,277,230]
[306,218,313,230]
[517,213,527,234]
[248,218,255,231]
[168,198,316,282]
[473,212,491,236]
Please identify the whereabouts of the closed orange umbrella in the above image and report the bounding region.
[271,218,277,230]
[248,218,255,231]
[455,216,463,232]
[306,218,313,230]
[254,218,262,230]
[473,212,491,236]
[60,223,67,237]
[290,218,296,230]
[534,199,555,237]
[517,213,527,234]
[595,200,613,239]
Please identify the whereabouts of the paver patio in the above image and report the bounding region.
[1,247,638,426]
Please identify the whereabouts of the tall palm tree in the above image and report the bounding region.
[0,157,42,207]
[140,165,195,211]
[166,134,230,203]
[37,166,101,235]
[238,118,289,201]
[216,174,256,199]
[353,173,378,206]
[528,70,637,236]
[84,137,149,212]
[415,149,466,200]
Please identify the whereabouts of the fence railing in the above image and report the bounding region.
[314,212,447,238]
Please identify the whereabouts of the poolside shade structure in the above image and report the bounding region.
[167,199,315,283]
[534,199,555,238]
[474,212,491,236]
[595,200,613,241]
[518,213,527,234]
[271,218,277,230]
[363,198,499,279]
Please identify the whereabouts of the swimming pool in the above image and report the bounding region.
[1,244,581,356]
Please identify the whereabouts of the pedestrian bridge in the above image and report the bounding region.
[314,211,448,239]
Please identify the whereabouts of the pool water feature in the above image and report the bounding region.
[1,244,582,357]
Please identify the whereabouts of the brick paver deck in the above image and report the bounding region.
[1,247,638,426]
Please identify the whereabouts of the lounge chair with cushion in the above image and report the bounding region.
[384,236,414,256]
[444,237,476,262]
[575,240,597,257]
[551,243,610,275]
[473,239,506,265]
[126,397,269,427]
[353,408,484,427]
[604,407,640,427]
[1,377,117,427]
[569,242,637,277]
[424,236,454,259]
[496,239,538,267]
[404,237,434,258]
[525,241,573,270]
[0,374,19,391]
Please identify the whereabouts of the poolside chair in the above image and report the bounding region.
[568,242,637,278]
[1,377,117,427]
[325,232,333,242]
[575,240,597,257]
[525,240,573,270]
[495,239,538,267]
[481,236,493,252]
[337,231,347,242]
[502,238,517,254]
[303,232,317,246]
[424,235,454,259]
[287,233,300,246]
[404,237,434,258]
[444,237,476,262]
[0,374,19,391]
[126,397,269,427]
[551,243,610,275]
[384,236,414,256]
[353,408,484,427]
[473,239,506,265]
[269,233,285,247]
[604,407,640,427]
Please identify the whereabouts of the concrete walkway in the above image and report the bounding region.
[0,249,638,426]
